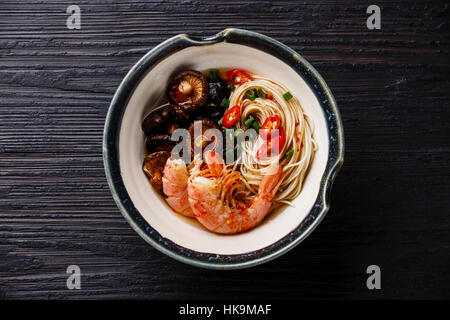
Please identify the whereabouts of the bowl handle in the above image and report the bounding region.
[180,29,229,45]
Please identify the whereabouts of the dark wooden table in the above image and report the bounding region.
[0,0,448,299]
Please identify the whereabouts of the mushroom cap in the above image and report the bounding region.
[188,119,220,153]
[142,151,171,191]
[142,103,174,135]
[168,70,208,110]
[172,104,192,126]
[145,134,176,153]
[207,78,231,106]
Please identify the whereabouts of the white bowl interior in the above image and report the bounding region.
[119,42,329,255]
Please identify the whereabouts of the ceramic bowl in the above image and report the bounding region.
[103,28,344,269]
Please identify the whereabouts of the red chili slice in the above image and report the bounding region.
[226,69,252,85]
[222,105,240,128]
[259,115,281,140]
[256,128,286,158]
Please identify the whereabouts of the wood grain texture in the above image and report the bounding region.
[0,0,449,299]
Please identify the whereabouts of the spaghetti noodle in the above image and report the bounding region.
[228,73,317,205]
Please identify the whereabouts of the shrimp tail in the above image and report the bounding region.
[203,150,225,177]
[259,165,283,198]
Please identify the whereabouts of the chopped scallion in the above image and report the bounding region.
[221,98,230,108]
[245,89,257,101]
[244,115,255,128]
[217,118,223,126]
[229,83,235,91]
[252,121,261,131]
[283,91,293,101]
[285,150,294,159]
[256,88,266,99]
[209,69,219,81]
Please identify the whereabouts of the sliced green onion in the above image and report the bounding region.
[252,121,261,131]
[245,89,257,101]
[283,91,293,101]
[256,88,266,99]
[244,115,255,127]
[221,98,230,108]
[285,150,294,159]
[209,69,219,81]
[217,118,223,126]
[229,83,235,91]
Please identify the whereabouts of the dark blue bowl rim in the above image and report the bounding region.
[103,28,344,270]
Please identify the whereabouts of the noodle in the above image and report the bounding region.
[227,73,317,206]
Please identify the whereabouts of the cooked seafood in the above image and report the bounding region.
[162,155,203,217]
[187,150,283,234]
[162,157,193,217]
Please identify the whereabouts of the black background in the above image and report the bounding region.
[0,0,448,299]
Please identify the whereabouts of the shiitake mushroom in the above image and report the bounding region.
[142,151,171,192]
[146,134,176,153]
[167,123,179,134]
[200,105,223,121]
[173,104,192,127]
[142,103,174,135]
[143,69,229,167]
[143,104,198,156]
[168,70,208,110]
[207,77,230,107]
[191,76,229,122]
[142,103,195,135]
[188,119,221,153]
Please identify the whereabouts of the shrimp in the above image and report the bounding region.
[187,150,283,234]
[162,155,203,217]
[162,157,193,217]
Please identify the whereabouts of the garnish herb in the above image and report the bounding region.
[283,91,293,101]
[256,88,266,99]
[252,121,261,131]
[285,150,294,159]
[245,89,257,101]
[221,98,230,108]
[209,69,219,81]
[244,115,255,128]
